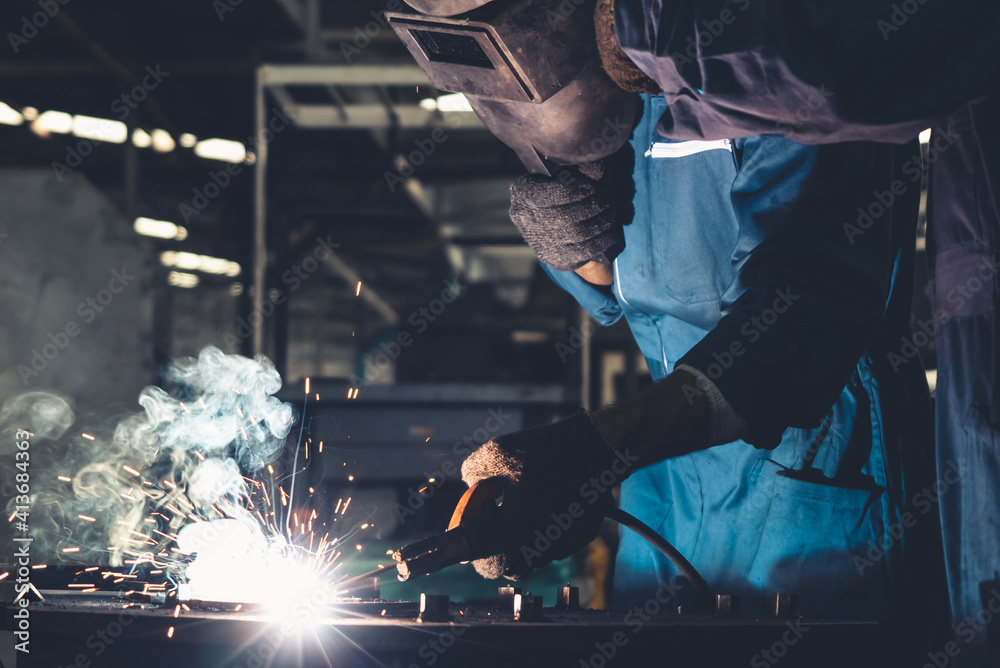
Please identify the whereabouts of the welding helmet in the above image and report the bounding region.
[386,0,637,175]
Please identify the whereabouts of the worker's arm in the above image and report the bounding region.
[595,135,915,457]
[610,0,998,142]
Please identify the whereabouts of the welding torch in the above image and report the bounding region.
[337,480,713,603]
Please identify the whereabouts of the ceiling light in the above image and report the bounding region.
[151,129,175,153]
[72,115,127,143]
[31,110,73,136]
[161,251,241,276]
[168,271,200,288]
[194,138,246,164]
[132,128,152,148]
[134,217,187,240]
[0,102,24,126]
[435,93,473,112]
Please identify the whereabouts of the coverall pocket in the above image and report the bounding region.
[746,470,888,619]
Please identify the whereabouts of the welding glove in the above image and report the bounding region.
[460,409,634,580]
[509,161,625,272]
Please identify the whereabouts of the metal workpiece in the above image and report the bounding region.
[419,593,451,622]
[714,594,741,617]
[513,594,544,622]
[555,585,579,610]
[6,593,894,668]
[498,586,521,612]
[772,593,798,618]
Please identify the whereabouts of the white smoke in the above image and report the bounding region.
[1,347,296,574]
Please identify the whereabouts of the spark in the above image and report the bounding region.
[348,475,354,482]
[123,465,141,477]
[167,627,174,638]
[0,573,8,581]
[7,511,17,522]
[81,433,95,441]
[355,281,362,296]
[174,605,181,618]
[319,441,323,453]
[194,451,206,461]
[58,475,72,482]
[63,547,80,553]
[305,377,310,395]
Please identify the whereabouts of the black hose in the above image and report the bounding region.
[606,507,714,604]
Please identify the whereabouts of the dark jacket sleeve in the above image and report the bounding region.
[677,135,919,447]
[613,0,1000,143]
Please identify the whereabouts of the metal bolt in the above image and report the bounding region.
[513,593,543,621]
[556,585,579,609]
[772,593,797,618]
[715,594,741,617]
[498,586,521,612]
[419,593,450,622]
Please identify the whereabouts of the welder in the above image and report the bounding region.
[387,0,947,655]
[560,1,1000,664]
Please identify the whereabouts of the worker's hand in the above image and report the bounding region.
[509,162,624,272]
[460,410,636,580]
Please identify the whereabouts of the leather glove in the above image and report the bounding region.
[509,161,625,272]
[460,409,636,580]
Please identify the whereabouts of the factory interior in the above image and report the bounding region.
[1,0,991,666]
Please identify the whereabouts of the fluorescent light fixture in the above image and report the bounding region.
[32,110,73,135]
[168,271,200,288]
[161,251,241,277]
[134,217,188,240]
[72,115,127,143]
[151,129,175,153]
[435,93,473,112]
[132,128,152,148]
[0,102,24,126]
[194,138,246,164]
[179,133,197,148]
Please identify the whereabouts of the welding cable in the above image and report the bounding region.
[606,508,714,604]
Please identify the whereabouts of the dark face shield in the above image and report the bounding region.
[386,0,637,175]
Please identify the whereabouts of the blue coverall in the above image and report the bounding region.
[544,95,945,633]
[607,1,998,659]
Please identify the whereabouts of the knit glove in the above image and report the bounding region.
[460,410,635,580]
[509,162,625,271]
